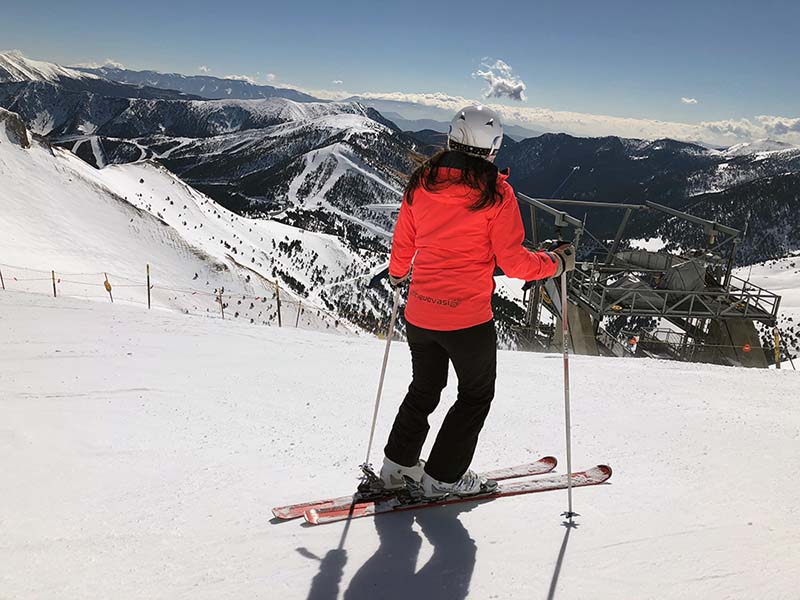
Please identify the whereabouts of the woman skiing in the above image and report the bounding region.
[380,105,575,498]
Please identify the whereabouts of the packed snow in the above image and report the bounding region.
[1,290,799,599]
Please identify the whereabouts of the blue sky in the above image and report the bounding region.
[2,0,798,141]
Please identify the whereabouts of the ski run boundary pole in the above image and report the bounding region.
[363,285,402,468]
[275,280,282,327]
[104,273,113,303]
[146,264,151,309]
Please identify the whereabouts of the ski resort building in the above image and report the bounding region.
[517,195,783,368]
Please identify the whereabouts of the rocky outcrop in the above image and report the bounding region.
[0,107,30,148]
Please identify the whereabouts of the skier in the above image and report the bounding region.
[379,105,576,498]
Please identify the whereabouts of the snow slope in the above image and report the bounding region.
[1,290,799,600]
[737,255,800,320]
[735,254,800,358]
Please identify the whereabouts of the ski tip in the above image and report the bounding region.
[304,509,320,525]
[542,456,558,468]
[596,464,613,478]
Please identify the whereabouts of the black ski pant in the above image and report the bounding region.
[384,318,497,483]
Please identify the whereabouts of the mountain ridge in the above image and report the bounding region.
[73,63,320,103]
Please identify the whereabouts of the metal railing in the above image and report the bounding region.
[568,266,780,323]
[595,327,634,358]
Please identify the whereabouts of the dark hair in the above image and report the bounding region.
[404,150,503,211]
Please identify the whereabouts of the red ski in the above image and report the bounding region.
[271,456,557,520]
[305,464,611,525]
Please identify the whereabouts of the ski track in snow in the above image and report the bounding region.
[90,136,106,169]
[1,290,799,600]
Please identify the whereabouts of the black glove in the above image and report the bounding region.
[368,266,389,288]
[389,272,410,287]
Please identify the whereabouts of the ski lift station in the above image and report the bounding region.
[516,195,782,368]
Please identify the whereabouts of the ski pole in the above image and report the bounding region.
[363,285,402,467]
[561,267,577,520]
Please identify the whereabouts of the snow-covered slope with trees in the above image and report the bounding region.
[0,108,387,331]
[2,290,799,599]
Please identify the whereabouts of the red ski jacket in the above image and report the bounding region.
[389,158,558,331]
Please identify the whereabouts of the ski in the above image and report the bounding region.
[304,464,611,525]
[271,456,557,520]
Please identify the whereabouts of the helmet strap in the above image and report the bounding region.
[448,139,493,157]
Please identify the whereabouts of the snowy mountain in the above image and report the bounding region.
[0,55,412,249]
[0,51,194,102]
[73,63,319,102]
[4,51,800,348]
[6,52,800,266]
[485,133,800,246]
[0,107,390,332]
[499,133,800,204]
[0,60,533,342]
[724,138,798,157]
[0,50,101,83]
[658,172,800,263]
[38,95,416,264]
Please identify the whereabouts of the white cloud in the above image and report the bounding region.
[224,74,257,84]
[758,115,800,136]
[198,65,210,74]
[332,79,343,85]
[307,89,800,146]
[74,58,126,70]
[265,73,277,83]
[681,97,699,105]
[472,58,527,102]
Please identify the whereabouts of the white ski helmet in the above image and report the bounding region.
[447,105,504,158]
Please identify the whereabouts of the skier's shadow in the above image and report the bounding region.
[345,503,477,600]
[301,504,477,600]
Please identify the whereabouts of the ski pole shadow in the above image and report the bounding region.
[299,545,349,600]
[300,501,359,600]
[546,519,578,600]
[343,503,477,600]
